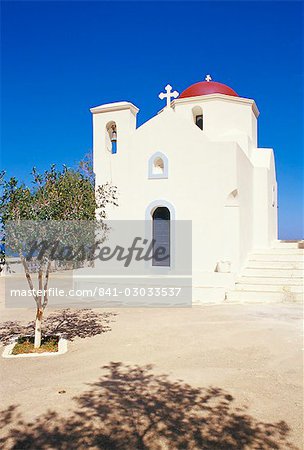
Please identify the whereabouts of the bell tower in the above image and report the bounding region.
[90,101,139,186]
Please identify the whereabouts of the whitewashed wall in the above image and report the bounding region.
[91,93,277,299]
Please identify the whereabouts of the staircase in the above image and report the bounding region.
[226,241,304,303]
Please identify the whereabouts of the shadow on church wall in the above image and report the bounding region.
[0,362,298,450]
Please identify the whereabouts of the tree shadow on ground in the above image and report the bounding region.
[0,362,298,450]
[0,309,117,345]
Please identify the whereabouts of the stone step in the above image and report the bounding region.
[226,290,303,303]
[250,254,304,262]
[235,283,303,293]
[236,276,304,285]
[230,244,304,303]
[242,268,304,277]
[247,260,304,269]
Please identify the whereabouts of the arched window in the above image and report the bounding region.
[152,207,170,267]
[148,152,168,179]
[106,121,117,154]
[192,106,203,130]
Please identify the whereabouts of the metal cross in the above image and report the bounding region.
[205,74,212,82]
[159,84,179,108]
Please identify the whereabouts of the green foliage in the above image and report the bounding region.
[78,152,95,186]
[0,163,118,254]
[0,164,117,223]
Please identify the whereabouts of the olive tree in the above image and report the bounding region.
[0,162,117,347]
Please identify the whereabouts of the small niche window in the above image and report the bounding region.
[192,106,203,130]
[153,157,164,175]
[106,121,117,154]
[225,189,239,207]
[148,152,168,179]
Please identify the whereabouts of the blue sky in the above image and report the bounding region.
[1,1,303,238]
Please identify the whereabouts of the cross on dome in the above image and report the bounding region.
[205,74,212,82]
[159,84,179,109]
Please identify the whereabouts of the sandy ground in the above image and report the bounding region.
[0,276,303,449]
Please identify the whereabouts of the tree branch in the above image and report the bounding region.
[38,268,43,309]
[19,253,39,306]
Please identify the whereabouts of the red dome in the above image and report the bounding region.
[179,81,239,99]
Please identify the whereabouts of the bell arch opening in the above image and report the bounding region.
[106,121,117,154]
[192,106,203,130]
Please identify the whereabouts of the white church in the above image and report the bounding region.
[90,77,303,303]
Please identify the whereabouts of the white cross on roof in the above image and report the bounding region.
[159,84,179,109]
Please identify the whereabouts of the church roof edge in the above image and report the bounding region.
[90,101,139,115]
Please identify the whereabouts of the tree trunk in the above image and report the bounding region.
[20,254,42,347]
[34,307,43,348]
[20,256,51,348]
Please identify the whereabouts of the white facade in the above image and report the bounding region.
[91,81,278,302]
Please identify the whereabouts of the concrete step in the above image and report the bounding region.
[226,290,303,303]
[236,276,304,285]
[235,283,303,293]
[229,244,304,303]
[242,268,303,277]
[250,254,304,262]
[247,260,304,269]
